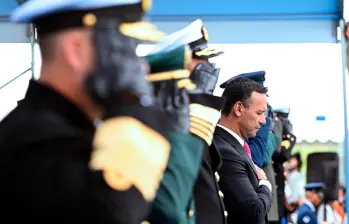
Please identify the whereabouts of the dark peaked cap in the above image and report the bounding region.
[305,182,325,192]
[11,0,165,42]
[219,70,266,88]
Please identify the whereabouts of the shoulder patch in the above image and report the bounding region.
[302,216,311,223]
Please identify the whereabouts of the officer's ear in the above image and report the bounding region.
[61,30,93,75]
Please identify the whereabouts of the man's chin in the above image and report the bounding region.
[245,133,257,139]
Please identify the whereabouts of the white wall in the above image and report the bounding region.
[1,43,347,143]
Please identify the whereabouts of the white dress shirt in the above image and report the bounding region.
[217,124,244,146]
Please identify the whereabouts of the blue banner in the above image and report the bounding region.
[1,0,341,18]
[0,1,18,17]
[316,116,327,121]
[0,0,341,43]
[149,0,340,19]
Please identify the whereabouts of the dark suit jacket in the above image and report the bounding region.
[214,126,272,224]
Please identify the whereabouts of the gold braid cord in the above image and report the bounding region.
[194,48,220,57]
[119,22,166,42]
[281,140,291,150]
[89,116,170,201]
[189,103,221,145]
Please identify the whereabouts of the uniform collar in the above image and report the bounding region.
[22,80,95,130]
[303,199,316,212]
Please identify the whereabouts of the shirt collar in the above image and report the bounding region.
[303,199,316,212]
[217,124,244,146]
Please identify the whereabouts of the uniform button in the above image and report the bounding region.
[188,210,194,217]
[215,172,220,182]
[141,221,150,224]
[219,190,224,198]
[224,211,228,217]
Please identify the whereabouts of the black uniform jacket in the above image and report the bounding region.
[0,81,150,224]
[194,141,228,224]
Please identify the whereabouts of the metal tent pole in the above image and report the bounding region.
[29,24,35,80]
[339,19,349,220]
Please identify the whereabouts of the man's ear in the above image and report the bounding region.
[61,31,89,74]
[232,101,244,117]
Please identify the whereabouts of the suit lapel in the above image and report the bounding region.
[215,126,258,178]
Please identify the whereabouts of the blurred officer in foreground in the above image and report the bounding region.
[297,183,325,224]
[272,107,297,223]
[144,45,206,224]
[0,0,176,223]
[151,19,227,224]
[151,19,223,69]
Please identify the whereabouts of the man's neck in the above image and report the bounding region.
[40,65,97,121]
[219,118,244,139]
[304,198,316,211]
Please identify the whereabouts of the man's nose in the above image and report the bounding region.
[260,115,266,125]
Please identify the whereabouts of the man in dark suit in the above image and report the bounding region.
[220,71,271,168]
[213,77,272,224]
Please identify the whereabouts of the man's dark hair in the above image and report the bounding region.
[340,185,346,194]
[290,152,302,170]
[37,33,59,60]
[221,77,268,116]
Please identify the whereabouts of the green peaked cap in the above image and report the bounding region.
[145,45,192,82]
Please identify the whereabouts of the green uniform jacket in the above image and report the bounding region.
[147,131,204,224]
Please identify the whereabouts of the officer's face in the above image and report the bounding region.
[84,31,96,76]
[288,158,298,171]
[190,58,208,73]
[238,91,267,138]
[307,191,323,207]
